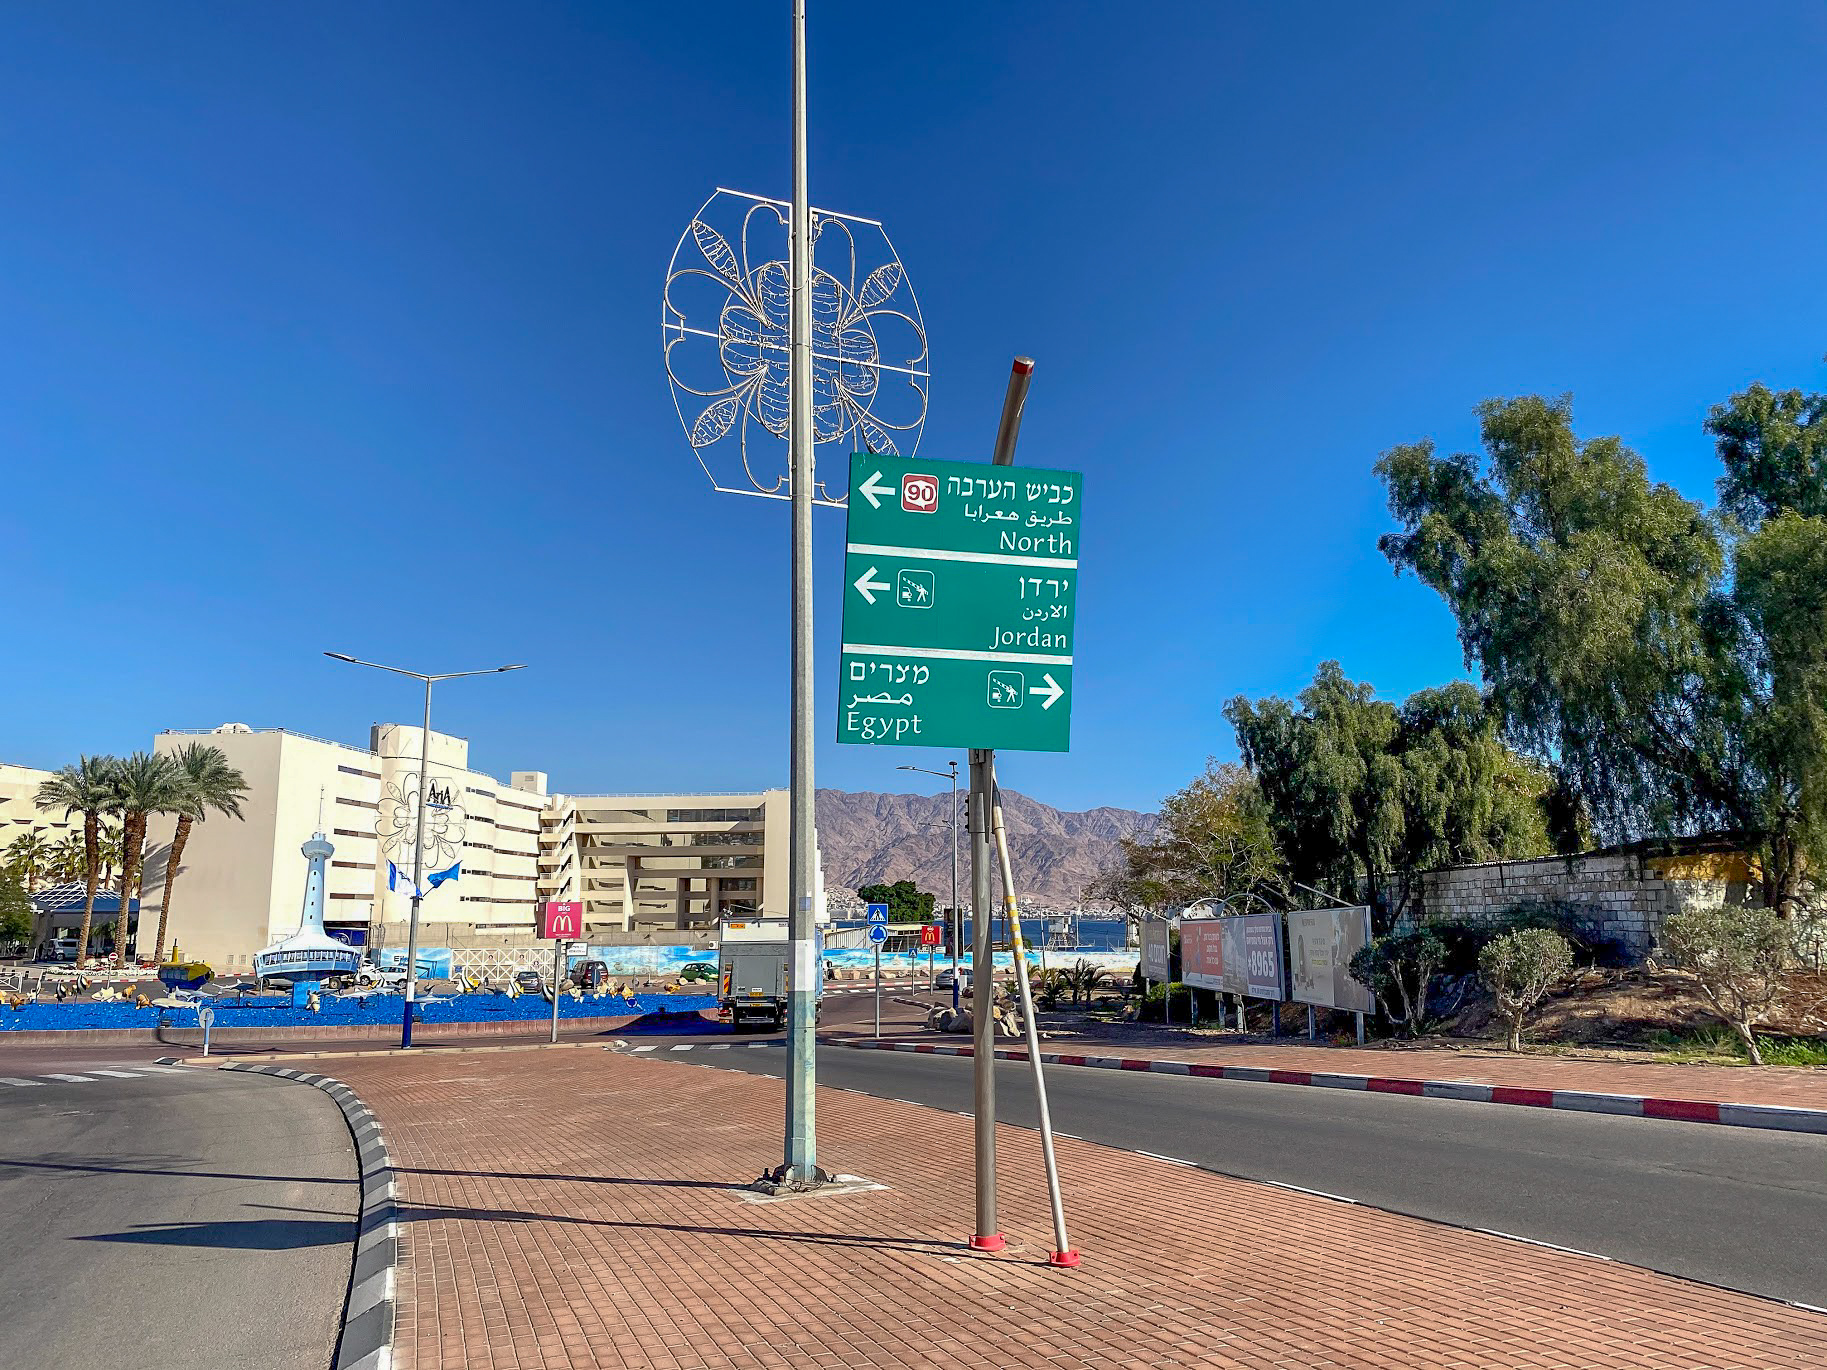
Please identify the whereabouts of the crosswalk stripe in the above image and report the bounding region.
[0,1077,45,1087]
[90,1070,144,1079]
[44,1074,95,1083]
[131,1065,187,1074]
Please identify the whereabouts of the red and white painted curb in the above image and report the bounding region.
[842,1040,1827,1135]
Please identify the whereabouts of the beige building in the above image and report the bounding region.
[141,723,547,970]
[1,761,82,851]
[538,790,812,939]
[13,723,811,967]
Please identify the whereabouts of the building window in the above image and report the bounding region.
[337,764,381,780]
[665,806,764,824]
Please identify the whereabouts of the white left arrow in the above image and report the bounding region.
[853,566,891,605]
[1031,673,1065,710]
[857,470,894,509]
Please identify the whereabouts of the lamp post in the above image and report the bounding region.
[898,761,960,1010]
[324,652,526,1048]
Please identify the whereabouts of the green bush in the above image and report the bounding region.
[1660,904,1790,1065]
[1137,981,1194,1022]
[1477,927,1574,1050]
[1349,927,1447,1037]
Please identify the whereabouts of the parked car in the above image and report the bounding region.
[932,967,972,991]
[514,969,546,995]
[571,959,609,990]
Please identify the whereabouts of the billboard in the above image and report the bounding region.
[1179,914,1285,999]
[1140,921,1171,983]
[541,900,583,940]
[1286,906,1375,1014]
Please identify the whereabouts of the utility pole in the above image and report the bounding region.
[897,759,961,1010]
[323,653,526,1048]
[780,0,823,1187]
[968,356,1036,1252]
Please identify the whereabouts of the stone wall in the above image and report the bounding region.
[1400,847,1759,960]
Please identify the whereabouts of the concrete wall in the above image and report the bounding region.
[1404,848,1757,958]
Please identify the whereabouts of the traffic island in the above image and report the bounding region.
[307,1045,1825,1370]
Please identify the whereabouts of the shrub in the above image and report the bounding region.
[1348,927,1447,1037]
[1660,904,1789,1065]
[1497,899,1630,967]
[1137,981,1194,1022]
[1477,928,1574,1050]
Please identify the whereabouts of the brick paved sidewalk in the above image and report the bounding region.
[324,1046,1825,1370]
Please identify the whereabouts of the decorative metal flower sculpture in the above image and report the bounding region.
[662,188,928,505]
[376,774,466,873]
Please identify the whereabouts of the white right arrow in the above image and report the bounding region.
[1031,673,1065,710]
[857,470,893,509]
[853,566,891,605]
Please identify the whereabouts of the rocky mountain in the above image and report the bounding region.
[815,787,1159,912]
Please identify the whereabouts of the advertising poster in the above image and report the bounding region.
[1140,920,1172,983]
[1286,906,1375,1013]
[1236,913,1286,1000]
[1179,919,1225,991]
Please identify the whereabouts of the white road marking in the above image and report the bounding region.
[669,1045,694,1052]
[632,1045,657,1053]
[0,1077,45,1087]
[1263,1180,1357,1204]
[1134,1150,1196,1167]
[1472,1228,1611,1260]
[43,1074,95,1083]
[131,1064,188,1073]
[90,1069,144,1078]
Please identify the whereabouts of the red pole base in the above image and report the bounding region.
[969,1233,1006,1252]
[1048,1249,1082,1268]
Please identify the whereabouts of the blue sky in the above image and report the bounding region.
[3,3,1823,813]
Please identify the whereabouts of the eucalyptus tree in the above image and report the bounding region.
[1379,379,1827,915]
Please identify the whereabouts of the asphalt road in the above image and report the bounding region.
[705,1040,1827,1308]
[0,1064,357,1370]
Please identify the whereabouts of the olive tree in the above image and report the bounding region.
[1477,928,1574,1051]
[1348,927,1446,1038]
[1659,904,1790,1065]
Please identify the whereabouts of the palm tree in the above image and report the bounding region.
[35,756,118,961]
[96,823,124,890]
[47,834,87,883]
[102,752,183,969]
[153,743,249,961]
[6,829,50,894]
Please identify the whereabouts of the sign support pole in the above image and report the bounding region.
[990,766,1077,1267]
[551,939,563,1044]
[966,355,1037,1252]
[873,940,881,1038]
[968,747,1001,1251]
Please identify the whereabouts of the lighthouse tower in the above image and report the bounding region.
[254,831,363,1005]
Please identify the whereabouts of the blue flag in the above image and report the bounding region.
[426,860,462,890]
[387,862,420,899]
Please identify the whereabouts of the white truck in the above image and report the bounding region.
[717,918,823,1032]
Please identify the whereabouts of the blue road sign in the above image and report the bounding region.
[867,924,889,944]
[866,903,890,925]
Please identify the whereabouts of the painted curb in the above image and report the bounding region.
[223,1061,397,1370]
[840,1040,1827,1136]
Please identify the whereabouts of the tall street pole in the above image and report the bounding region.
[781,0,821,1186]
[402,676,432,1048]
[968,356,1035,1252]
[322,653,526,1050]
[898,760,962,1011]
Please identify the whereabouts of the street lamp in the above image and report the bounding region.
[898,761,961,1010]
[324,652,526,1047]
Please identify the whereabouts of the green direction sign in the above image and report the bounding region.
[837,452,1080,752]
